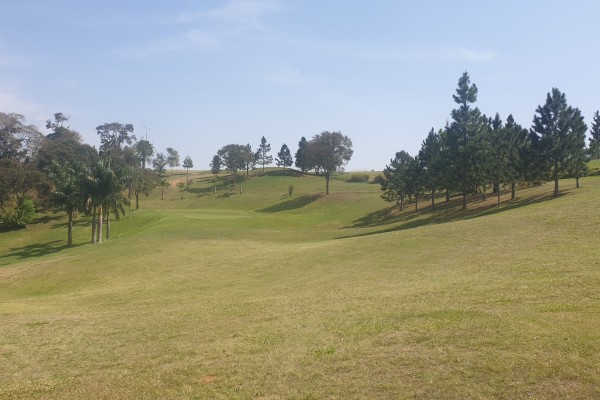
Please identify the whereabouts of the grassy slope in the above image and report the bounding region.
[1,170,600,399]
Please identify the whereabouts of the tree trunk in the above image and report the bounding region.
[553,158,559,196]
[576,176,580,188]
[415,196,418,211]
[446,188,450,204]
[482,184,487,201]
[325,173,330,195]
[106,209,110,240]
[161,185,164,200]
[68,210,73,246]
[135,192,139,209]
[511,181,516,200]
[400,196,404,211]
[91,206,96,244]
[96,205,102,243]
[497,179,501,206]
[431,187,435,209]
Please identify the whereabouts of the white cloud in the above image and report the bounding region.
[113,29,219,59]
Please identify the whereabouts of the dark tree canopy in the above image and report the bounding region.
[304,131,353,195]
[295,136,309,174]
[217,144,247,186]
[256,136,273,172]
[135,139,154,169]
[532,88,587,195]
[276,143,293,170]
[96,122,136,156]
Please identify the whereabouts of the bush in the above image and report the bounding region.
[9,198,37,228]
[348,173,370,183]
[371,174,386,186]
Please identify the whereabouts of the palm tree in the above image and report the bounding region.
[50,162,86,245]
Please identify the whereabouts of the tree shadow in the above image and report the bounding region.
[262,169,303,177]
[5,240,85,261]
[338,191,561,239]
[258,193,324,213]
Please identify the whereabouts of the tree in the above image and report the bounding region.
[588,111,600,159]
[217,144,246,187]
[256,136,273,172]
[166,147,180,170]
[295,136,309,175]
[444,72,487,210]
[276,143,293,170]
[38,113,97,171]
[304,132,353,195]
[96,122,135,156]
[0,112,42,162]
[418,128,442,209]
[177,182,185,199]
[152,152,168,176]
[0,160,46,227]
[50,161,86,245]
[488,113,508,206]
[532,88,587,196]
[130,168,158,209]
[210,155,221,194]
[242,144,255,177]
[381,150,412,211]
[152,152,169,200]
[183,155,193,189]
[504,115,528,199]
[134,139,154,169]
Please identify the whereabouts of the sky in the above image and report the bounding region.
[1,0,599,171]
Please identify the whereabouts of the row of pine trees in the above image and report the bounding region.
[381,72,599,211]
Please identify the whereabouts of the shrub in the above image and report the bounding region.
[371,174,386,186]
[11,198,37,227]
[348,173,370,183]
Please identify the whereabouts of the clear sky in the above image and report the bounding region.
[1,1,599,171]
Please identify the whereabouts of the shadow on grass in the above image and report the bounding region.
[262,169,303,177]
[338,191,562,239]
[5,240,85,261]
[258,193,324,213]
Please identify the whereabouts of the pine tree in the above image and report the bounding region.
[276,144,293,170]
[256,136,273,172]
[588,111,600,159]
[294,137,309,174]
[532,88,587,195]
[418,128,442,208]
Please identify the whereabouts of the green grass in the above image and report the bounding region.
[1,169,600,399]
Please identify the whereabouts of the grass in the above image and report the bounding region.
[1,169,600,399]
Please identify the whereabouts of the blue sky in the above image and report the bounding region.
[1,1,599,170]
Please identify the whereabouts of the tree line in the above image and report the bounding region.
[0,113,187,244]
[381,72,599,211]
[210,131,353,195]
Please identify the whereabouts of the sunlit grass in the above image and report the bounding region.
[1,170,600,398]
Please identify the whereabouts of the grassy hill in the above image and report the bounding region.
[1,169,600,399]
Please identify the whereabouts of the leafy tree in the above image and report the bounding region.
[276,143,293,170]
[295,136,309,174]
[305,132,353,195]
[532,88,587,195]
[0,112,42,162]
[152,152,169,200]
[177,182,185,199]
[488,113,508,206]
[166,147,180,170]
[152,152,168,176]
[0,160,46,226]
[217,144,246,187]
[210,155,221,193]
[38,114,97,171]
[588,111,600,159]
[96,122,135,156]
[565,108,588,188]
[183,155,193,189]
[50,161,86,245]
[242,144,255,177]
[134,139,154,169]
[444,72,487,210]
[130,168,158,209]
[256,136,273,172]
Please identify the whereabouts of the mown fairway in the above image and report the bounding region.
[1,170,600,399]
